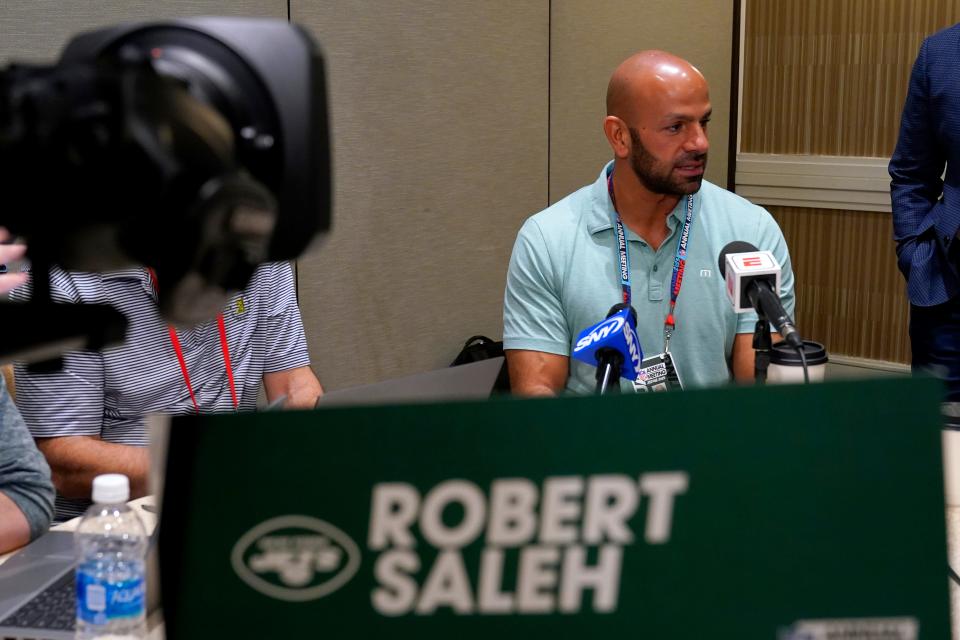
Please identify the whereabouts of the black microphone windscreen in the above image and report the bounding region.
[717,240,760,277]
[606,302,638,325]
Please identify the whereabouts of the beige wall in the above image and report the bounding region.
[290,1,549,390]
[549,0,734,202]
[0,1,284,65]
[1,1,737,391]
[294,1,736,390]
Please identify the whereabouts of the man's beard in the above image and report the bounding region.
[628,127,707,196]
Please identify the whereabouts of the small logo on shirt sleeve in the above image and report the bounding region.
[699,269,712,278]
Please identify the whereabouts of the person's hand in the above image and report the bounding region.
[0,228,28,295]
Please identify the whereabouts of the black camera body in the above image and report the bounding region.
[0,17,330,361]
[58,18,331,265]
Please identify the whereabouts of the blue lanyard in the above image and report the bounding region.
[606,171,695,347]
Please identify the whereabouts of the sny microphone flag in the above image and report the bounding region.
[571,307,643,381]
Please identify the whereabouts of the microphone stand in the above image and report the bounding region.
[595,349,623,395]
[753,317,771,384]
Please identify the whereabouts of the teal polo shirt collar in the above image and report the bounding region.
[585,161,697,242]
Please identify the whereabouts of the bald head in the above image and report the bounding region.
[602,50,711,198]
[606,50,708,120]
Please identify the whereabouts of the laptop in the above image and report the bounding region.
[315,356,505,407]
[0,512,160,640]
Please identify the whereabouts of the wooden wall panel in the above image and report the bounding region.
[742,0,960,157]
[741,0,960,365]
[770,206,910,363]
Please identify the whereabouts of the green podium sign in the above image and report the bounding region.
[161,378,949,639]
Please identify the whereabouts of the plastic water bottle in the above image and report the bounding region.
[75,474,147,639]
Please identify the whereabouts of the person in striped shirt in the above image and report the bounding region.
[13,261,322,521]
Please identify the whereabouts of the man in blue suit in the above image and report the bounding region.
[890,23,960,400]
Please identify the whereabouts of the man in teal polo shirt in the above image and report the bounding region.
[503,50,794,395]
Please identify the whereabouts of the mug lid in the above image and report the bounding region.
[769,340,828,366]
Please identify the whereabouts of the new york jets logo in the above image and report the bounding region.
[231,515,361,602]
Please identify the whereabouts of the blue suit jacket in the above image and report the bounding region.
[890,23,960,307]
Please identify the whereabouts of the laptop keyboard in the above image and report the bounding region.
[0,569,76,631]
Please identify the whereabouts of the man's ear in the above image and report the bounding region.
[603,116,630,158]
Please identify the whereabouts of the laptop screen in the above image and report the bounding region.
[315,357,504,407]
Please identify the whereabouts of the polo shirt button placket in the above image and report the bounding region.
[647,251,665,302]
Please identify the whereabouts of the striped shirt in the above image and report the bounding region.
[12,262,311,521]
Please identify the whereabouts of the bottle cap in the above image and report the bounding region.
[92,474,130,504]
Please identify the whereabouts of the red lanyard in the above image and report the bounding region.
[147,269,238,413]
[607,170,694,350]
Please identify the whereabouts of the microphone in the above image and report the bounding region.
[572,303,643,394]
[717,241,802,348]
